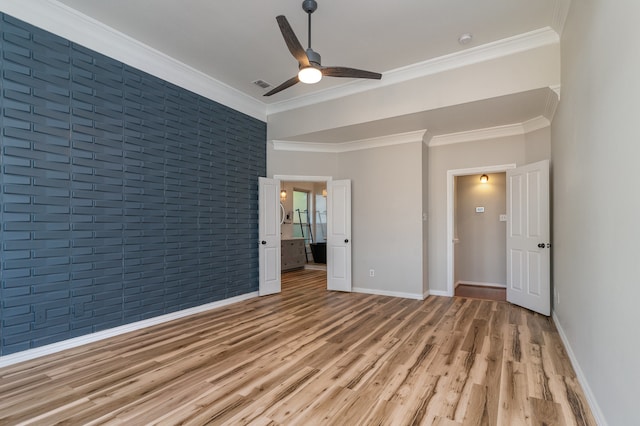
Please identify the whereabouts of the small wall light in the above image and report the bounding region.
[280,189,287,201]
[480,174,489,183]
[322,188,327,197]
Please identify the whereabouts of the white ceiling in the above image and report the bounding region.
[54,0,564,104]
[0,0,566,145]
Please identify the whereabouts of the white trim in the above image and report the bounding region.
[0,1,560,121]
[550,84,562,101]
[266,27,559,115]
[552,311,608,426]
[0,291,259,368]
[273,175,332,182]
[353,287,424,301]
[446,164,517,297]
[522,116,552,134]
[272,129,427,153]
[544,87,561,121]
[0,0,266,121]
[430,116,550,147]
[455,280,507,289]
[428,289,450,297]
[551,0,573,36]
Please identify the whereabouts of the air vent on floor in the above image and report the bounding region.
[253,79,271,89]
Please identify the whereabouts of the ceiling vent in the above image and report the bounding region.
[253,79,271,89]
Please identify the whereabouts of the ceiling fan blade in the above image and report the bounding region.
[263,76,300,96]
[276,15,310,67]
[322,67,382,80]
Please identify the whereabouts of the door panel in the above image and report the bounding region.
[327,180,351,292]
[506,160,550,315]
[259,177,281,296]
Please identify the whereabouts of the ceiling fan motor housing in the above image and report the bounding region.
[302,0,317,14]
[305,49,321,66]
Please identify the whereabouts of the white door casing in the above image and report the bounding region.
[506,160,550,316]
[258,177,281,296]
[327,180,352,292]
[446,164,516,296]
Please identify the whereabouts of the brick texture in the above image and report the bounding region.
[0,14,266,355]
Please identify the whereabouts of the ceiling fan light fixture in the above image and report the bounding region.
[298,66,322,84]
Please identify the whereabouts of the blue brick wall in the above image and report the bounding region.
[0,14,266,355]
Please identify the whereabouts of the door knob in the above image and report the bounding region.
[344,239,349,243]
[537,243,545,248]
[261,241,267,245]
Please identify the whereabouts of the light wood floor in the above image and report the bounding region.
[455,284,506,302]
[0,270,595,425]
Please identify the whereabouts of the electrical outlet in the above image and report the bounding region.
[369,269,375,277]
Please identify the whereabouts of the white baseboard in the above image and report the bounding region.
[0,291,259,368]
[428,289,451,297]
[455,280,507,288]
[352,287,425,300]
[552,311,608,426]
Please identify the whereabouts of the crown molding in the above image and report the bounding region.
[0,1,562,123]
[0,0,267,121]
[545,86,561,121]
[522,116,552,133]
[266,27,560,115]
[429,116,550,147]
[272,129,427,153]
[551,0,572,36]
[549,84,561,101]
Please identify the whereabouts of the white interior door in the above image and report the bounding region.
[506,160,550,315]
[258,177,281,296]
[327,180,351,292]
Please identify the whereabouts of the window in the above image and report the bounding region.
[292,190,310,239]
[315,193,326,242]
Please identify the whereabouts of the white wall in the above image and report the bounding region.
[455,173,507,286]
[525,126,552,163]
[266,142,339,178]
[337,142,424,298]
[269,128,550,299]
[268,141,425,299]
[268,44,560,141]
[427,132,550,293]
[428,135,526,292]
[551,1,640,424]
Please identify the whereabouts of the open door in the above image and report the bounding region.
[506,160,550,315]
[258,177,281,296]
[327,180,351,292]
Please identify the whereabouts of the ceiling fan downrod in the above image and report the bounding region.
[302,0,317,51]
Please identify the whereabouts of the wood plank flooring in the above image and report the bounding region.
[455,284,506,302]
[0,270,596,425]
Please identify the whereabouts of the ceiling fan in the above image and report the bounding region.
[264,0,382,96]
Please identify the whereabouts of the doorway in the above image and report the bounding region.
[280,181,328,271]
[446,164,516,297]
[260,176,352,295]
[453,172,507,301]
[275,175,331,284]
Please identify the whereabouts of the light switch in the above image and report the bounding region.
[499,214,507,222]
[475,207,485,213]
